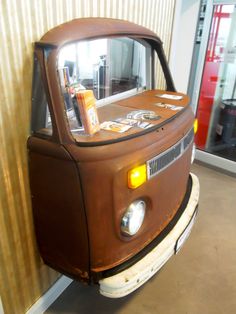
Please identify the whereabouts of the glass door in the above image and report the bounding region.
[193,2,236,172]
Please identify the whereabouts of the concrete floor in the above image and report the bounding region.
[46,163,236,314]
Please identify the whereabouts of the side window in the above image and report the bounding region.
[154,51,167,90]
[31,55,52,136]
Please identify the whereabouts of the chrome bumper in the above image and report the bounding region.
[99,173,200,298]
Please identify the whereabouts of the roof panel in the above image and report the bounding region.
[38,17,161,48]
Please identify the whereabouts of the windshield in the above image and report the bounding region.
[57,37,167,145]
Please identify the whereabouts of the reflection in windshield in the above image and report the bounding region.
[57,37,150,135]
[58,38,148,100]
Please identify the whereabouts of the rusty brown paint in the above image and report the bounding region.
[28,18,193,284]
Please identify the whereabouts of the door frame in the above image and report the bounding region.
[190,0,236,174]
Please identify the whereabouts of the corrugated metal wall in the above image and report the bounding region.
[0,1,176,313]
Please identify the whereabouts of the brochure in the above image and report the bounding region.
[156,93,183,100]
[76,90,100,135]
[100,121,132,133]
[127,110,159,120]
[155,103,184,111]
[58,67,70,89]
[137,121,154,129]
[115,118,139,126]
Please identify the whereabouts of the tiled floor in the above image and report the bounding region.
[46,163,236,314]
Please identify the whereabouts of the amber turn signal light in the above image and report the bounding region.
[194,118,198,134]
[128,164,147,189]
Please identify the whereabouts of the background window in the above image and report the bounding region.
[31,55,52,136]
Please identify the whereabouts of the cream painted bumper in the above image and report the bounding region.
[99,173,200,298]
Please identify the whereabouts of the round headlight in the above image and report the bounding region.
[121,200,146,236]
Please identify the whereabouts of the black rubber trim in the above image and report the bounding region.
[76,106,188,147]
[35,42,57,49]
[101,175,194,278]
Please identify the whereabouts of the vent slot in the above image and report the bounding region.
[147,128,194,179]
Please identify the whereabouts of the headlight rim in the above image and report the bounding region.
[121,199,146,237]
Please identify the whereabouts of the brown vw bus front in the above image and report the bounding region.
[28,18,199,298]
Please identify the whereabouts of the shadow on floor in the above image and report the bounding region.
[46,280,142,314]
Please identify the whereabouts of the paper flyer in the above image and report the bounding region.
[156,93,183,100]
[155,103,184,111]
[100,121,132,133]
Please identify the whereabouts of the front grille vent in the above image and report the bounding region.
[147,128,194,179]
